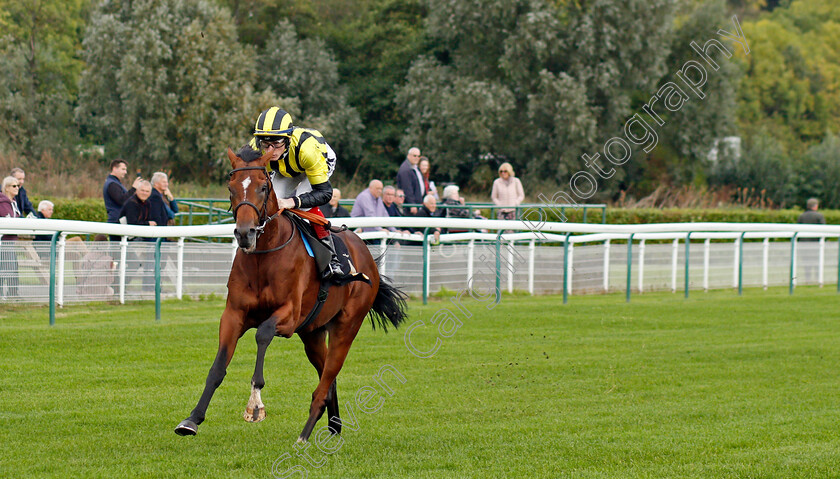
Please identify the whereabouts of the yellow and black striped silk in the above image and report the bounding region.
[258,128,330,185]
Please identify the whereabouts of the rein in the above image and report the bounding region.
[229,165,296,254]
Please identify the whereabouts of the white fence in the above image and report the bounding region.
[1,217,839,311]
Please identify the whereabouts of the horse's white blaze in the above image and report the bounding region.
[241,177,251,199]
[246,384,264,411]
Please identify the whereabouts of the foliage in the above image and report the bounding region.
[736,0,840,150]
[75,0,259,181]
[48,197,107,222]
[649,0,741,186]
[710,130,795,206]
[395,0,680,195]
[256,20,364,170]
[0,0,86,161]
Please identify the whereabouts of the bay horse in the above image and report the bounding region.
[175,147,408,442]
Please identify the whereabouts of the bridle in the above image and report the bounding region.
[229,165,296,254]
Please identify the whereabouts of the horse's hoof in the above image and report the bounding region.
[296,437,307,444]
[175,419,198,436]
[244,406,266,423]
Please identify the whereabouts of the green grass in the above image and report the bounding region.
[1,288,840,478]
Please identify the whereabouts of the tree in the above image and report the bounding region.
[653,0,741,186]
[0,0,86,159]
[256,20,364,177]
[76,0,259,180]
[396,0,677,195]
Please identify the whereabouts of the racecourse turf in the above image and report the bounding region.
[1,287,839,478]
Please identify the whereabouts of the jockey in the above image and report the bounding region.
[251,107,343,279]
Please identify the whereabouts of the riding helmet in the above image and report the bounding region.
[254,107,293,138]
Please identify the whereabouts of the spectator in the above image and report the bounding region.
[491,162,524,220]
[351,179,396,233]
[395,147,424,214]
[0,176,22,297]
[418,157,438,201]
[414,194,442,242]
[383,186,411,236]
[10,168,34,217]
[797,197,826,282]
[383,186,402,217]
[798,198,826,226]
[322,188,350,218]
[395,188,407,213]
[440,184,469,219]
[120,181,157,232]
[120,181,156,292]
[34,200,55,245]
[150,172,178,226]
[104,159,143,241]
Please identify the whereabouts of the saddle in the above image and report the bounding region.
[286,212,371,333]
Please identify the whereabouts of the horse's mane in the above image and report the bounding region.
[236,144,262,163]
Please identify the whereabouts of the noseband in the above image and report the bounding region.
[229,166,279,236]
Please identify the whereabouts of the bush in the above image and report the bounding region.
[525,207,840,225]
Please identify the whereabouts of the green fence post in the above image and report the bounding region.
[422,228,430,305]
[582,207,588,224]
[685,232,692,298]
[49,231,60,326]
[563,232,572,304]
[738,232,746,296]
[155,237,163,321]
[790,232,798,295]
[602,206,607,224]
[626,233,635,303]
[496,230,504,302]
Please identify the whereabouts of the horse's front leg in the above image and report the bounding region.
[175,308,245,436]
[244,317,277,423]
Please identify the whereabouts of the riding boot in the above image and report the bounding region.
[320,235,344,279]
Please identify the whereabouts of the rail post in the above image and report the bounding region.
[625,233,635,303]
[790,233,798,295]
[738,232,746,296]
[685,232,693,298]
[422,228,430,305]
[155,237,163,321]
[563,232,571,304]
[48,232,60,326]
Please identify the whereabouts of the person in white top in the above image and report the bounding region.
[490,162,524,220]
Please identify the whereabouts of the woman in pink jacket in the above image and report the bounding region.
[0,175,22,297]
[491,162,524,220]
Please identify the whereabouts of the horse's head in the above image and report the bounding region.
[227,146,278,253]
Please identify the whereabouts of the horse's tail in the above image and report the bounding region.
[368,255,409,331]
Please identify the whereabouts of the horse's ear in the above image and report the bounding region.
[258,149,272,167]
[227,148,239,169]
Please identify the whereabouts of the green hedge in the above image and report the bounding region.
[32,198,840,226]
[525,207,840,225]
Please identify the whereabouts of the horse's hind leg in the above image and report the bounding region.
[244,318,276,423]
[300,329,341,435]
[298,315,364,443]
[175,308,244,436]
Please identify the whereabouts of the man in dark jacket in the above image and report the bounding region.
[395,147,424,214]
[104,159,143,241]
[119,181,156,291]
[322,188,350,218]
[10,168,34,216]
[120,181,156,232]
[797,197,826,283]
[414,194,443,241]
